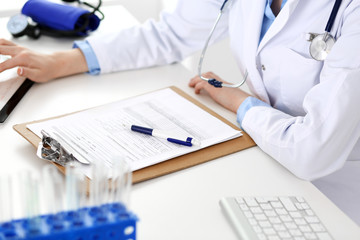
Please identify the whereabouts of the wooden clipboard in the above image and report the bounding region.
[13,86,256,184]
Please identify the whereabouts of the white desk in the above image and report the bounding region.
[0,5,359,240]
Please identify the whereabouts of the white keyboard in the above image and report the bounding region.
[219,196,334,240]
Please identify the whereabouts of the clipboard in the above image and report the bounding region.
[13,86,256,184]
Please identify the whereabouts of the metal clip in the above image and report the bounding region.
[305,32,320,42]
[37,130,89,166]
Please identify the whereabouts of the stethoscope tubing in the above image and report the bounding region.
[325,0,342,33]
[198,0,248,88]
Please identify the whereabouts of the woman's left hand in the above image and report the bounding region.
[189,72,252,113]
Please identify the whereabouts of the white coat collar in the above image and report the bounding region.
[257,0,300,53]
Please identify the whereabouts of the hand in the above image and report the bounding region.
[189,72,252,113]
[0,38,88,83]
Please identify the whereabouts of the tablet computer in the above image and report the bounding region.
[0,77,34,123]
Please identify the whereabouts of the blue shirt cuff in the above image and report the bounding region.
[237,97,270,129]
[73,40,100,75]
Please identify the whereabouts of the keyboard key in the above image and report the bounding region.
[289,229,302,237]
[248,218,257,226]
[257,233,267,240]
[294,218,307,225]
[256,197,270,203]
[243,211,253,218]
[306,209,315,216]
[268,236,281,240]
[280,215,292,222]
[301,203,310,209]
[285,222,298,229]
[304,232,317,239]
[290,212,302,218]
[305,216,320,223]
[280,197,297,211]
[239,203,249,211]
[269,217,282,224]
[254,213,267,221]
[299,225,312,233]
[294,237,306,240]
[310,223,325,232]
[296,197,305,203]
[263,227,276,235]
[271,201,283,208]
[275,208,288,215]
[278,231,292,238]
[259,221,271,228]
[273,224,286,231]
[317,232,333,240]
[235,197,245,204]
[250,207,263,214]
[253,226,263,233]
[264,210,277,217]
[244,197,258,207]
[260,203,272,210]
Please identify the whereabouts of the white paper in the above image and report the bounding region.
[27,88,242,177]
[0,76,26,110]
[0,55,19,83]
[0,54,26,110]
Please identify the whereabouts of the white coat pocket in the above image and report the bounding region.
[279,48,323,116]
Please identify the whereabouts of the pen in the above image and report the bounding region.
[126,124,200,147]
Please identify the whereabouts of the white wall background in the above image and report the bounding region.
[0,0,245,89]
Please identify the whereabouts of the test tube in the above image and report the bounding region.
[42,165,64,215]
[112,156,132,207]
[0,175,13,224]
[41,165,65,229]
[66,162,78,211]
[24,172,41,234]
[89,159,108,207]
[65,162,88,225]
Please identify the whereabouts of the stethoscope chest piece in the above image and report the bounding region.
[309,33,335,61]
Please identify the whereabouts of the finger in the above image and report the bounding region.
[0,38,17,47]
[193,81,209,94]
[0,46,22,57]
[18,66,42,82]
[0,57,19,72]
[202,71,218,79]
[189,75,202,87]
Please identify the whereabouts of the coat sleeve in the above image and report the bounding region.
[85,0,229,74]
[241,2,360,181]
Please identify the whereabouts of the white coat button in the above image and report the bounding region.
[261,65,266,71]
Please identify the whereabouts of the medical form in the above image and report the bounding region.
[27,88,242,178]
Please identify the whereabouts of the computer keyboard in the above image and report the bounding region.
[219,196,334,240]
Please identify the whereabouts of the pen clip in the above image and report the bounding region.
[37,130,88,166]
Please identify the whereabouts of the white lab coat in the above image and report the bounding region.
[86,0,360,224]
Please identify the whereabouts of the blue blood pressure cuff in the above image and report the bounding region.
[22,0,100,36]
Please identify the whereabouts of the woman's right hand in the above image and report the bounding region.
[0,38,88,83]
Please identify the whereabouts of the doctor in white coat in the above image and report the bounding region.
[0,0,359,225]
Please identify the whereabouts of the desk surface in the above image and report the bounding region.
[0,5,359,240]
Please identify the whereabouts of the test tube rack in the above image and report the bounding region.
[0,203,137,240]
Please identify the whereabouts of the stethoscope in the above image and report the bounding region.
[198,0,342,88]
[308,0,342,61]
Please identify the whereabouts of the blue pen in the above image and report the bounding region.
[126,124,200,147]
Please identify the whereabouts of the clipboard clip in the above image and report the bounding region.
[37,130,89,166]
